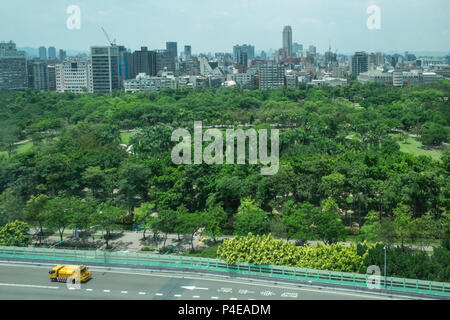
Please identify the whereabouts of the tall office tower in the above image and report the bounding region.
[184,45,192,59]
[237,51,248,68]
[349,52,369,75]
[282,26,293,58]
[307,45,317,57]
[0,41,28,90]
[233,44,255,62]
[90,46,119,94]
[293,43,303,54]
[117,45,130,87]
[27,59,49,91]
[156,49,176,73]
[39,46,47,60]
[375,52,384,66]
[56,58,93,93]
[47,63,56,91]
[48,47,57,59]
[129,46,157,78]
[59,49,67,62]
[260,51,267,60]
[166,42,178,58]
[325,50,337,64]
[258,61,285,90]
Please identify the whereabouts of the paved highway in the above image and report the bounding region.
[0,263,404,300]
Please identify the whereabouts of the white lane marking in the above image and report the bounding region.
[138,292,146,295]
[86,289,93,291]
[155,293,163,296]
[181,286,208,290]
[211,296,219,299]
[193,295,200,298]
[121,291,128,294]
[174,294,182,297]
[281,292,298,298]
[0,283,58,290]
[230,298,237,300]
[103,289,110,293]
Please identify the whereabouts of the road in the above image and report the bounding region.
[0,262,404,300]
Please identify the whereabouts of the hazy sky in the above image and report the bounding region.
[1,0,449,54]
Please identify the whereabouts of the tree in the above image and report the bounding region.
[312,198,346,244]
[0,220,31,247]
[42,197,74,242]
[421,122,448,146]
[233,198,269,236]
[134,202,156,240]
[23,194,49,244]
[177,211,203,251]
[156,208,177,248]
[201,205,227,243]
[0,188,24,226]
[91,202,124,247]
[393,203,413,248]
[281,200,314,241]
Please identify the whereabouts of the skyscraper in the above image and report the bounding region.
[59,49,67,62]
[184,45,192,60]
[350,52,369,75]
[56,58,93,93]
[39,46,47,60]
[156,49,176,73]
[282,26,293,58]
[233,45,255,62]
[129,46,157,78]
[0,41,28,90]
[28,59,49,91]
[48,47,57,59]
[166,42,178,58]
[90,46,119,94]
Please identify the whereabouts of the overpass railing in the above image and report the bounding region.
[0,245,449,297]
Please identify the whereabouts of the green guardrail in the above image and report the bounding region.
[0,245,449,297]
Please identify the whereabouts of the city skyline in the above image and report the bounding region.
[1,0,449,55]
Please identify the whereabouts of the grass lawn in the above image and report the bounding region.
[390,134,443,161]
[120,131,133,144]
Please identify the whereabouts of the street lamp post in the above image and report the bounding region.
[384,245,387,289]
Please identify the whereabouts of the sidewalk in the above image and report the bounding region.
[30,228,435,253]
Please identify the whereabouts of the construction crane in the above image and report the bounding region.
[101,27,116,47]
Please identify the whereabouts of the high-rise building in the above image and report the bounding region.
[293,43,303,54]
[39,46,47,60]
[27,59,49,91]
[258,61,285,90]
[0,41,28,90]
[156,49,176,73]
[350,52,369,75]
[56,58,93,93]
[129,46,157,78]
[375,52,385,66]
[59,49,67,62]
[48,47,57,59]
[166,42,178,58]
[238,51,248,68]
[90,46,119,94]
[282,26,293,58]
[47,63,56,91]
[233,45,255,62]
[184,45,192,60]
[118,45,131,87]
[307,45,317,57]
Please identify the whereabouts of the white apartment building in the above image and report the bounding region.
[55,58,93,93]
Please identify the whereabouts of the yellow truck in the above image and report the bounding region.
[49,265,92,283]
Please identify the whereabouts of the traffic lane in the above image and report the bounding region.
[0,263,399,300]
